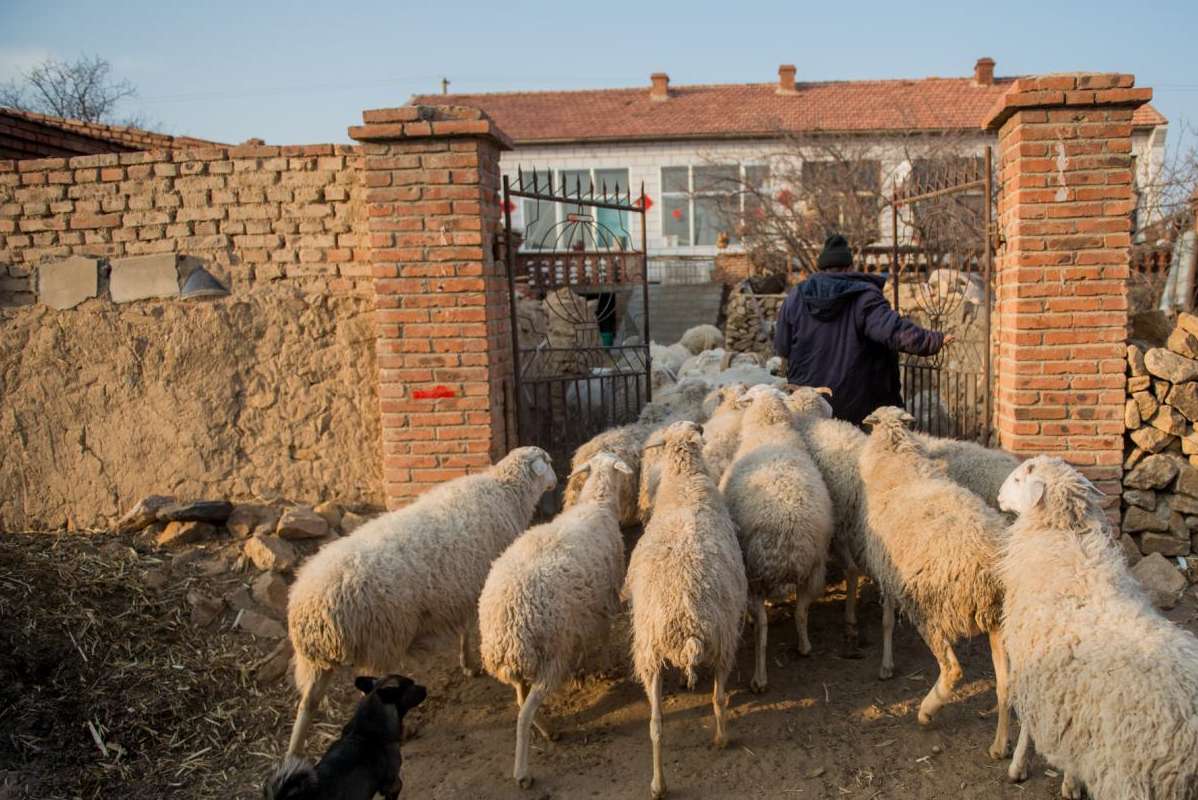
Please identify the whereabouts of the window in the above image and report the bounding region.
[905,156,986,243]
[518,167,631,250]
[660,164,768,248]
[800,159,882,240]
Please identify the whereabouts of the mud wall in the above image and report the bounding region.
[0,286,383,531]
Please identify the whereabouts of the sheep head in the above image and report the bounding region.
[999,456,1105,530]
[497,446,557,495]
[862,406,914,430]
[784,385,833,419]
[742,391,795,429]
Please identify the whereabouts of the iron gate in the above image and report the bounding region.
[890,146,994,443]
[501,168,651,473]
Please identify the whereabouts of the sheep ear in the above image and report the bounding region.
[568,462,592,479]
[815,387,833,397]
[899,410,915,427]
[1027,475,1047,508]
[354,675,377,694]
[613,459,634,476]
[1078,474,1106,497]
[862,412,879,427]
[532,458,549,477]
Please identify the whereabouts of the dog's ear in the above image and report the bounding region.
[401,683,427,712]
[354,676,378,695]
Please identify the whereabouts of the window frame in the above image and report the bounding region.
[659,163,769,250]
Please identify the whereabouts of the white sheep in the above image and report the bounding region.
[624,420,748,800]
[677,323,725,355]
[479,452,630,789]
[858,406,1011,760]
[698,385,752,482]
[638,378,710,427]
[283,447,557,758]
[918,434,1021,510]
[561,422,651,526]
[649,342,690,390]
[999,456,1198,799]
[721,391,833,692]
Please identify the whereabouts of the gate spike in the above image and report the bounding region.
[516,164,524,191]
[531,167,540,194]
[601,178,608,202]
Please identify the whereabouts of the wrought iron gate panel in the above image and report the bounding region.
[501,168,650,475]
[890,147,994,443]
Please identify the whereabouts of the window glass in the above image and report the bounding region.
[745,165,769,189]
[694,196,734,246]
[662,166,689,194]
[694,165,738,193]
[594,168,631,248]
[522,198,556,249]
[662,196,690,245]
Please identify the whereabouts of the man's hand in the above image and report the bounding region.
[942,334,957,347]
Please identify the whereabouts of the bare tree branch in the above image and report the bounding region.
[1,54,140,125]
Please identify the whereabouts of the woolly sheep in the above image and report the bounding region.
[699,386,752,482]
[283,447,557,758]
[479,452,631,788]
[649,342,690,390]
[677,324,725,355]
[721,392,833,692]
[782,386,872,653]
[918,434,1021,510]
[624,420,748,800]
[562,422,651,526]
[638,378,710,427]
[999,457,1198,799]
[858,407,1011,760]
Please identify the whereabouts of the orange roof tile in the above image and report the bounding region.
[412,76,1166,145]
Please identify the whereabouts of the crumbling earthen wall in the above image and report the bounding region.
[0,286,383,531]
[0,144,369,305]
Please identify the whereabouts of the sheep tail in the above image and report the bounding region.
[264,755,317,799]
[681,636,703,689]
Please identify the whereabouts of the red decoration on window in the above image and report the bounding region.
[498,196,516,214]
[671,207,684,221]
[634,194,653,211]
[775,189,796,206]
[412,385,457,400]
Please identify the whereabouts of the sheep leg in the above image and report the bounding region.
[286,663,333,759]
[750,598,769,694]
[840,566,865,658]
[1008,721,1031,783]
[917,637,962,726]
[514,682,549,788]
[711,669,732,749]
[516,681,554,742]
[459,622,481,678]
[794,596,813,657]
[648,670,667,800]
[1060,772,1083,799]
[878,594,895,680]
[987,629,1012,760]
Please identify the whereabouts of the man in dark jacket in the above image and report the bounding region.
[774,234,950,426]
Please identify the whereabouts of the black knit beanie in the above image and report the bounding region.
[817,234,853,271]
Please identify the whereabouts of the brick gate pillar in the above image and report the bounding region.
[350,106,515,509]
[983,74,1152,508]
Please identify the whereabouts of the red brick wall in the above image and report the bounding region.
[0,144,369,304]
[984,74,1152,508]
[350,106,515,509]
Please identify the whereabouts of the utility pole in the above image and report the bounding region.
[441,77,450,95]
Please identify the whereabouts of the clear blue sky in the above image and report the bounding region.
[2,0,1195,155]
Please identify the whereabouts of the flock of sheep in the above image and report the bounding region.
[269,326,1198,800]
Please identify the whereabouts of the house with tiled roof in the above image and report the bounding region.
[0,107,221,160]
[414,59,1168,278]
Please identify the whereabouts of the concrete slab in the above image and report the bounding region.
[110,253,181,303]
[39,256,99,310]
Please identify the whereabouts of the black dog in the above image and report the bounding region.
[265,674,426,800]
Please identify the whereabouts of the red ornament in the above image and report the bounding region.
[671,207,684,221]
[634,194,654,211]
[498,196,516,214]
[775,189,796,206]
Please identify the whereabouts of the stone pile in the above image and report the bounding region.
[1123,312,1198,578]
[724,291,785,356]
[116,493,375,683]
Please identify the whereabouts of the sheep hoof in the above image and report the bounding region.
[989,742,1010,761]
[878,665,893,681]
[461,667,482,678]
[1061,774,1083,799]
[517,775,534,789]
[749,678,767,694]
[795,644,812,658]
[840,641,865,660]
[917,711,934,726]
[651,783,667,800]
[710,735,729,750]
[1008,764,1028,784]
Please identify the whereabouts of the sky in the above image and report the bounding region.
[1,0,1196,156]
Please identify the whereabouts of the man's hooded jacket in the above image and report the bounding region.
[774,272,944,425]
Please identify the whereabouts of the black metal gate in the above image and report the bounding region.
[890,146,994,443]
[501,169,651,471]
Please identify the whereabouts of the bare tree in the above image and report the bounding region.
[0,54,141,125]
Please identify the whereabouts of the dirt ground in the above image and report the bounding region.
[2,531,1196,800]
